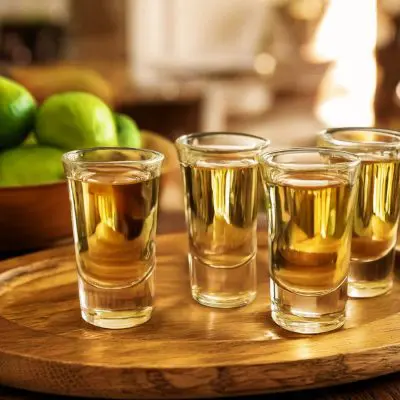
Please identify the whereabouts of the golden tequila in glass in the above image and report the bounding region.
[176,132,269,308]
[261,149,360,334]
[63,148,163,329]
[318,128,400,298]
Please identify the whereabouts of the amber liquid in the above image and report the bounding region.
[266,171,356,333]
[349,160,400,297]
[181,159,259,308]
[68,166,159,328]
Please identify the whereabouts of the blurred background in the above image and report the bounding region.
[1,0,399,148]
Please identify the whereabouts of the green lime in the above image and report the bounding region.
[114,113,142,148]
[22,132,38,146]
[0,76,37,148]
[0,146,64,187]
[35,92,118,151]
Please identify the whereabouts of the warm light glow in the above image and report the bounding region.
[309,0,377,127]
[254,52,276,76]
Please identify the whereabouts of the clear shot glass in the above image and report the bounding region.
[63,147,164,329]
[318,128,400,298]
[260,148,360,334]
[176,132,269,308]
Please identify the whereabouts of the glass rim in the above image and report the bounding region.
[260,147,361,170]
[62,147,165,166]
[175,131,270,154]
[320,127,400,150]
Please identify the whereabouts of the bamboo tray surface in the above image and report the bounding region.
[0,233,399,399]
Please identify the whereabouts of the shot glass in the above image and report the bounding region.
[176,132,269,308]
[63,147,164,329]
[318,128,400,298]
[260,148,360,334]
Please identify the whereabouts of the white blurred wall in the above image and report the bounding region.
[170,0,267,58]
[0,0,69,22]
[127,0,269,84]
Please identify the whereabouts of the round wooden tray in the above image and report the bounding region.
[0,233,400,399]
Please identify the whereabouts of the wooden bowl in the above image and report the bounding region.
[0,131,179,253]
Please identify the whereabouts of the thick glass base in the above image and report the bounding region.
[348,247,395,298]
[270,278,347,334]
[192,289,256,308]
[81,307,152,329]
[78,270,154,329]
[189,254,257,309]
[348,279,393,298]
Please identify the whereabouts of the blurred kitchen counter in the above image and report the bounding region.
[7,61,205,139]
[8,61,324,145]
[228,93,323,148]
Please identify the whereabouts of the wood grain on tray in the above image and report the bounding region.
[0,233,400,399]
